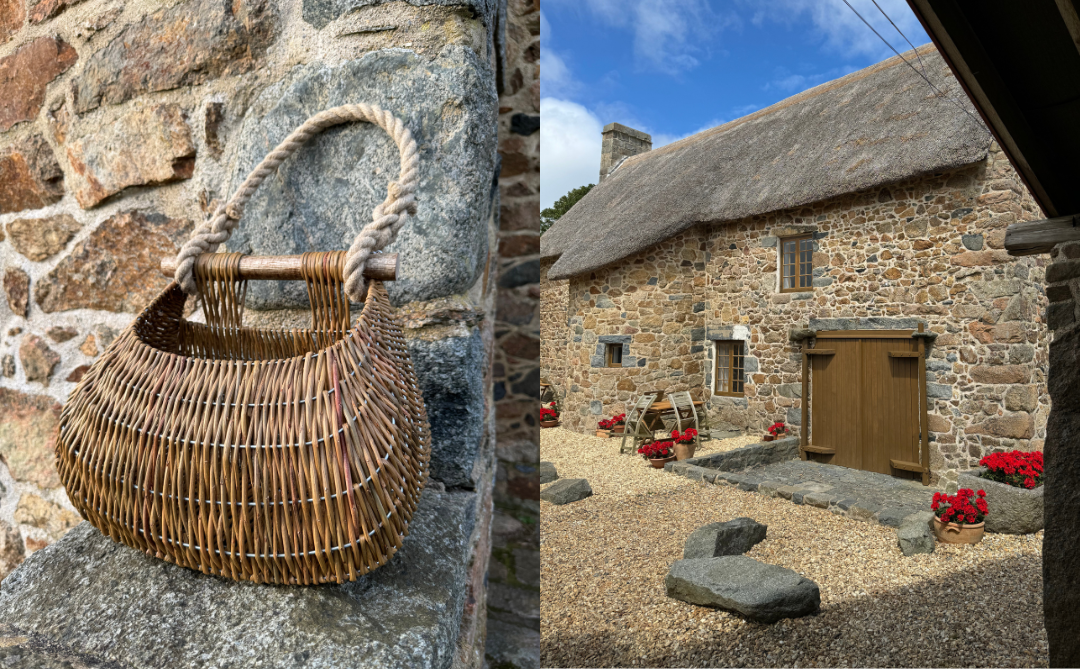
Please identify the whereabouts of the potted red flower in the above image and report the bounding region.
[611,413,627,434]
[638,440,676,468]
[671,428,699,461]
[764,421,787,442]
[540,406,560,428]
[931,488,988,544]
[978,450,1043,489]
[596,418,614,438]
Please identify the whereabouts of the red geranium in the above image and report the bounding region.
[932,488,988,525]
[638,440,674,459]
[612,413,626,424]
[671,428,698,444]
[540,407,558,422]
[768,421,787,437]
[597,418,614,430]
[979,450,1043,489]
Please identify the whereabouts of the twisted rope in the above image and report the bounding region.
[174,104,419,303]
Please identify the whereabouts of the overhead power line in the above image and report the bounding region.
[839,0,989,133]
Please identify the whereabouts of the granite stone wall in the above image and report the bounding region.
[486,0,540,666]
[0,0,507,665]
[541,143,1049,486]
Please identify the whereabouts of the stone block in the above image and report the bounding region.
[757,480,785,497]
[683,518,767,559]
[6,215,81,261]
[0,489,478,669]
[775,485,797,500]
[538,461,558,485]
[876,507,915,528]
[966,412,1034,439]
[1048,302,1076,331]
[665,556,820,623]
[957,468,1043,534]
[0,388,62,488]
[0,520,24,582]
[0,37,78,131]
[13,494,80,540]
[407,328,485,488]
[34,212,193,314]
[802,492,833,509]
[927,383,953,399]
[66,104,197,208]
[737,478,761,492]
[73,0,277,113]
[28,0,85,22]
[0,134,65,215]
[540,478,592,505]
[897,511,935,556]
[225,49,496,309]
[0,0,22,45]
[849,503,882,522]
[18,335,59,386]
[3,269,29,317]
[1005,385,1039,412]
[961,234,983,250]
[1046,259,1080,284]
[971,365,1028,385]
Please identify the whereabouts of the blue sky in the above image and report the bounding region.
[540,0,932,209]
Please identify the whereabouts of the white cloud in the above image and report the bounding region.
[545,0,734,75]
[540,98,604,210]
[747,0,930,61]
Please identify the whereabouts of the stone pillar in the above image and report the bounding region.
[600,122,651,182]
[1043,245,1080,667]
[0,0,510,666]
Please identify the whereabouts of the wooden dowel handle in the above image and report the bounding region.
[159,253,398,281]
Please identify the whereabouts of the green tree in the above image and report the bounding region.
[541,184,594,233]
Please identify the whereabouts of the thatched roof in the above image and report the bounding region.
[541,45,992,280]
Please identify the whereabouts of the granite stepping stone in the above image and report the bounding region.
[540,478,592,505]
[683,518,767,559]
[665,556,821,623]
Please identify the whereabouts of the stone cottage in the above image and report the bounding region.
[541,45,1050,486]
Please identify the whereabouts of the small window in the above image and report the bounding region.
[714,341,745,396]
[780,235,813,292]
[605,343,623,368]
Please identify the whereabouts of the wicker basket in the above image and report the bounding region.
[55,106,431,585]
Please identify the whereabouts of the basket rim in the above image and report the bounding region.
[132,278,388,364]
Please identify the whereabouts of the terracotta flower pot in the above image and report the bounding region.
[648,455,676,469]
[933,517,985,544]
[612,423,625,434]
[595,429,610,438]
[674,442,697,461]
[540,420,560,428]
[763,434,775,442]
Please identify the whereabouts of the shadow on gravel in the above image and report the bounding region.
[542,554,1046,668]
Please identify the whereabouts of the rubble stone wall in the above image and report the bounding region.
[541,143,1049,485]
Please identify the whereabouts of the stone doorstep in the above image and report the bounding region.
[669,462,935,532]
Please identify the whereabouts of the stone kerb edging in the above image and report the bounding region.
[957,467,1044,534]
[665,437,800,476]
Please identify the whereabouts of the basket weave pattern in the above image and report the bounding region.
[56,251,431,585]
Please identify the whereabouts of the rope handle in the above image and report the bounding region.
[173,104,419,303]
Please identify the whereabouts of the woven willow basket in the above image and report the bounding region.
[55,106,431,585]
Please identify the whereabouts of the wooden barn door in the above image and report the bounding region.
[803,330,929,482]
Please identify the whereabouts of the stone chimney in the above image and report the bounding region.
[600,122,651,182]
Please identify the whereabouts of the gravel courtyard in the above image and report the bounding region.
[540,427,1048,668]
